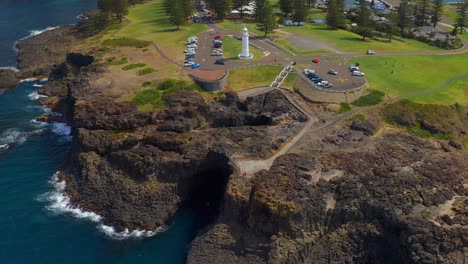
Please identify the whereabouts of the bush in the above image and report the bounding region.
[105,57,128,65]
[137,68,157,76]
[351,90,385,107]
[142,81,153,87]
[102,38,151,48]
[338,102,352,113]
[122,63,146,70]
[352,114,366,121]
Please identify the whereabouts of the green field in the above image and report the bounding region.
[222,37,264,60]
[274,38,330,55]
[219,20,264,36]
[280,23,440,53]
[113,0,207,51]
[354,54,468,105]
[228,66,283,91]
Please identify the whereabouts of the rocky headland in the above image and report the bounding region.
[16,22,468,264]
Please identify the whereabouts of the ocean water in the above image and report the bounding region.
[0,1,210,263]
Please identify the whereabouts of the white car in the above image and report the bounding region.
[211,50,223,56]
[184,61,195,67]
[352,71,365,76]
[303,69,315,75]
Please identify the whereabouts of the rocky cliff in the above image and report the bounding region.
[34,47,467,263]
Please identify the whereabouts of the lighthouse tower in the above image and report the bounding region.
[238,26,253,59]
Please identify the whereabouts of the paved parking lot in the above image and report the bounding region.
[299,58,366,92]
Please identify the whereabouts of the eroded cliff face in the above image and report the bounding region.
[39,51,467,263]
[39,58,307,232]
[188,124,468,264]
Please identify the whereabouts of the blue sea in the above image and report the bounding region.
[0,1,206,263]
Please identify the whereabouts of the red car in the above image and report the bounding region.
[214,35,222,39]
[312,58,319,63]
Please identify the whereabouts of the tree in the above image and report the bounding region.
[396,0,411,35]
[279,0,294,17]
[307,0,317,8]
[292,0,308,23]
[98,0,113,14]
[456,0,467,34]
[415,0,429,26]
[431,0,444,28]
[208,0,232,21]
[257,0,277,36]
[254,0,267,17]
[355,0,373,40]
[233,0,249,19]
[326,0,346,29]
[112,0,129,22]
[167,0,188,29]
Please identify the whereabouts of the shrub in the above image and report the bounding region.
[338,102,352,113]
[105,57,128,65]
[102,38,151,48]
[142,81,153,87]
[352,114,366,121]
[351,90,385,107]
[122,63,146,70]
[137,68,157,76]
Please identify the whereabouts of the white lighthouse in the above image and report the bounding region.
[238,26,253,59]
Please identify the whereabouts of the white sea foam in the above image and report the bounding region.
[40,78,48,82]
[28,91,47,100]
[0,66,20,72]
[30,119,47,127]
[0,129,29,146]
[50,122,71,136]
[44,172,164,239]
[0,144,9,151]
[98,224,164,240]
[20,77,37,83]
[21,26,60,41]
[45,172,102,222]
[33,83,44,88]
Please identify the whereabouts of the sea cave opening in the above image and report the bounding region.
[182,151,233,234]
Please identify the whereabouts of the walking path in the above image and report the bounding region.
[270,64,293,87]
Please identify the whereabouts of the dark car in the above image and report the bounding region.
[215,59,225,65]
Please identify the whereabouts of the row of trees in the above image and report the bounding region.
[165,0,192,29]
[279,0,308,22]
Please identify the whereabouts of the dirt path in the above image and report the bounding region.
[233,71,468,177]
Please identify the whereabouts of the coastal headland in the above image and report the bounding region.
[8,0,468,263]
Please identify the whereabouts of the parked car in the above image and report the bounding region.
[215,59,225,65]
[304,69,315,75]
[328,69,338,75]
[352,71,365,76]
[312,58,320,63]
[366,50,376,55]
[191,63,201,69]
[184,61,195,67]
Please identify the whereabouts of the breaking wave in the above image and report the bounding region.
[28,91,47,100]
[21,26,59,40]
[0,66,19,72]
[50,122,71,137]
[43,172,164,239]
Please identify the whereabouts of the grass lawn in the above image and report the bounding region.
[222,36,264,60]
[274,38,330,55]
[443,5,458,24]
[113,0,207,53]
[281,72,298,89]
[281,23,440,52]
[228,66,283,91]
[353,54,468,105]
[219,20,264,36]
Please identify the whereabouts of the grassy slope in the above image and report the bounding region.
[354,54,468,105]
[281,23,440,53]
[114,0,207,53]
[228,66,283,91]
